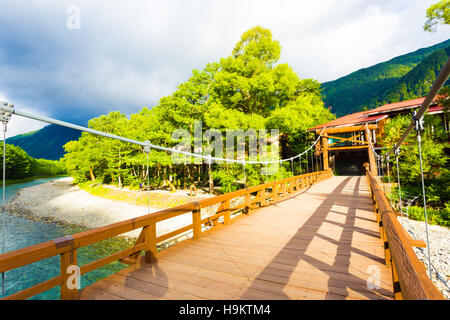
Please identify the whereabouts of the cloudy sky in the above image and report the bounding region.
[0,0,448,137]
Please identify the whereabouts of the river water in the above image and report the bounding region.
[0,178,130,299]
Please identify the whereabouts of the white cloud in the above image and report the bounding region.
[0,0,448,129]
[0,93,47,137]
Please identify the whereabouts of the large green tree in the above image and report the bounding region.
[64,26,334,192]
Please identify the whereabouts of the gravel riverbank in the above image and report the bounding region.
[6,177,214,238]
[397,216,450,299]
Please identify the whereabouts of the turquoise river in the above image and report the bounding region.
[0,178,131,299]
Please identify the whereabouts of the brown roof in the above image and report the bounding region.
[310,96,441,131]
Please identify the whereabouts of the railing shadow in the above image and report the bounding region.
[240,176,392,299]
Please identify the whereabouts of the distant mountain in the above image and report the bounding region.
[322,39,450,116]
[6,124,81,160]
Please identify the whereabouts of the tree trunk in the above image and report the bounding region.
[208,164,214,194]
[89,168,95,182]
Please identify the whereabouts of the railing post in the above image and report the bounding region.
[192,207,202,240]
[60,249,78,300]
[244,191,251,214]
[144,224,157,263]
[391,261,403,300]
[261,188,266,206]
[273,184,279,202]
[223,199,231,225]
[383,226,391,266]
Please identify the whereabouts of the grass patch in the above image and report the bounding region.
[406,206,450,227]
[78,181,191,209]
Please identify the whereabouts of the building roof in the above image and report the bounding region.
[310,96,443,131]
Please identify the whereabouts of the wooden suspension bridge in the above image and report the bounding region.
[0,169,444,300]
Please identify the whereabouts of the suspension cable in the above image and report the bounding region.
[386,156,392,205]
[265,162,268,182]
[394,147,403,217]
[305,149,309,173]
[298,154,302,174]
[413,112,433,280]
[1,104,12,298]
[381,157,386,195]
[0,103,325,166]
[243,159,246,188]
[144,141,151,214]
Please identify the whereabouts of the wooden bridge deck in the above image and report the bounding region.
[79,176,393,300]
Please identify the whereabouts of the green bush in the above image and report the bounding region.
[407,205,450,227]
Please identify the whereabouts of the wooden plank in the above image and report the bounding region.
[317,124,377,134]
[81,242,146,274]
[1,276,62,300]
[156,224,193,243]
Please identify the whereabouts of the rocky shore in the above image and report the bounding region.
[6,177,214,238]
[398,216,450,299]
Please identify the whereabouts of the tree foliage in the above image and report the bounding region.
[0,142,65,179]
[380,114,449,210]
[424,0,450,32]
[64,26,334,192]
[322,39,450,116]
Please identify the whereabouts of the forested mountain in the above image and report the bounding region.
[7,124,81,160]
[322,39,450,116]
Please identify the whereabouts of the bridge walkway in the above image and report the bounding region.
[79,176,393,300]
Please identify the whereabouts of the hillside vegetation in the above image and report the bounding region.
[322,39,450,116]
[7,124,81,160]
[0,142,66,180]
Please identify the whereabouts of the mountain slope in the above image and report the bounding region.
[6,124,81,160]
[322,39,450,116]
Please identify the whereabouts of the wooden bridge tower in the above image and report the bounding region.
[316,124,378,176]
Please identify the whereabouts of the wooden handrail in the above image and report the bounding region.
[0,169,332,300]
[365,170,444,300]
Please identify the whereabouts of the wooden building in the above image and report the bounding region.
[309,97,446,176]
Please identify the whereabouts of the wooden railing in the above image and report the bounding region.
[365,169,444,300]
[0,170,332,300]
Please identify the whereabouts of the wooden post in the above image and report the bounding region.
[192,208,201,240]
[223,199,231,225]
[144,224,157,263]
[60,249,78,300]
[391,261,403,300]
[321,136,329,170]
[244,192,251,214]
[261,189,266,206]
[273,184,279,202]
[365,129,378,176]
[383,228,391,266]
